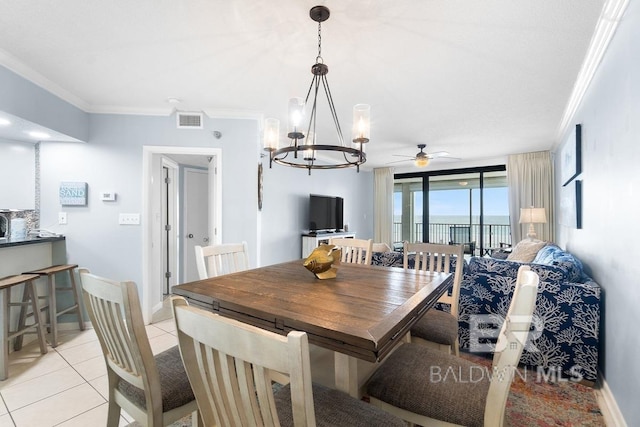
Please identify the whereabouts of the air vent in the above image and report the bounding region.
[177,112,203,129]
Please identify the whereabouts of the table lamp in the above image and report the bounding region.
[519,207,547,239]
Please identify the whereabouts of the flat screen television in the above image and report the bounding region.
[309,194,343,232]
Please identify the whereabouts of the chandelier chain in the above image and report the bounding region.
[317,21,322,62]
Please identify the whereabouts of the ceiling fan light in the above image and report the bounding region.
[415,156,429,167]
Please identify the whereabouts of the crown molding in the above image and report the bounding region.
[554,0,630,149]
[202,108,264,122]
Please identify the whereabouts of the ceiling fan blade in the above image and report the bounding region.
[391,154,416,159]
[430,156,462,162]
[426,151,450,158]
[386,159,412,165]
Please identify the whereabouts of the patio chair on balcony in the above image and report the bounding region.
[449,225,476,255]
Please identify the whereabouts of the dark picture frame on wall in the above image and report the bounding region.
[559,179,582,229]
[258,163,263,211]
[560,124,582,186]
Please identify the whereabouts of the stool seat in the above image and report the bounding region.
[0,274,48,380]
[22,264,84,348]
[25,264,79,275]
[0,274,42,289]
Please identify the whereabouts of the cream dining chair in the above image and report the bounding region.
[79,269,199,427]
[170,296,405,427]
[328,237,373,265]
[404,241,465,355]
[366,266,539,427]
[194,241,249,279]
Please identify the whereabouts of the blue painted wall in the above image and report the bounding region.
[555,2,640,424]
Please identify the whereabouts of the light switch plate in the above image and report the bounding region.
[119,213,140,225]
[58,212,67,225]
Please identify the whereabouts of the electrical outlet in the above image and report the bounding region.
[119,213,140,225]
[58,212,67,225]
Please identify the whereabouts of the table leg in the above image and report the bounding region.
[334,352,358,397]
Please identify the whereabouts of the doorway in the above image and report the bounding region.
[142,146,222,323]
[183,167,210,283]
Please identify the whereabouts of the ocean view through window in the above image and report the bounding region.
[394,166,509,255]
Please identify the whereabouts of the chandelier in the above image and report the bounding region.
[263,5,370,175]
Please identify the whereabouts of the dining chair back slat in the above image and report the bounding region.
[171,296,315,426]
[80,269,197,426]
[195,242,249,279]
[403,242,464,318]
[329,238,373,265]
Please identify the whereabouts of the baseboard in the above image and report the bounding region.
[596,371,627,427]
[57,321,92,331]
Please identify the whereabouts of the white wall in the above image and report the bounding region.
[554,2,640,424]
[260,163,374,266]
[0,138,35,209]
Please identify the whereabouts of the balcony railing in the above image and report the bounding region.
[392,222,511,255]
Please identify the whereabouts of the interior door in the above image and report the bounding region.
[183,168,209,283]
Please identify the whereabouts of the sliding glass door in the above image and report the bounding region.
[393,177,422,249]
[393,166,510,255]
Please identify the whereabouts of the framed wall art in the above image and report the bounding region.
[560,124,582,186]
[559,179,582,229]
[59,181,88,206]
[258,163,263,211]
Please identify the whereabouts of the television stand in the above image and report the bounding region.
[302,231,356,258]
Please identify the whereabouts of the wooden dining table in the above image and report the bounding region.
[172,259,452,397]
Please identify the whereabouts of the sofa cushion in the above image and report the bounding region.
[506,239,547,262]
[532,244,584,282]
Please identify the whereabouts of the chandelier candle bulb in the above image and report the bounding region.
[263,118,280,151]
[352,104,371,144]
[288,97,305,138]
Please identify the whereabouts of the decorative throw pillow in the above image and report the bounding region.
[506,239,547,263]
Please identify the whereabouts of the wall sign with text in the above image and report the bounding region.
[60,182,88,206]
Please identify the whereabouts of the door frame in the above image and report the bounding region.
[142,146,222,323]
[161,157,179,295]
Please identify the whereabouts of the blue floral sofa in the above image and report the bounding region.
[371,244,601,384]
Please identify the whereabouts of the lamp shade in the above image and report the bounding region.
[519,207,547,224]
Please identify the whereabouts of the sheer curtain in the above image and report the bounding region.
[374,167,394,247]
[507,151,554,243]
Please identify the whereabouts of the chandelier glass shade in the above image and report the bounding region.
[263,5,370,174]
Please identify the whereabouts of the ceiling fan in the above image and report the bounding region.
[388,144,458,168]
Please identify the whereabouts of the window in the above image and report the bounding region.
[393,166,510,255]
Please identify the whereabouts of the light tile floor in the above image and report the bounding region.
[0,317,179,427]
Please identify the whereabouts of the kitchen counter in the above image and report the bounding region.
[0,235,65,248]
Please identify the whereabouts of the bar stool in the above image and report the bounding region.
[1,274,48,380]
[23,264,85,348]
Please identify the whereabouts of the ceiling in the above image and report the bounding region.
[0,0,605,171]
